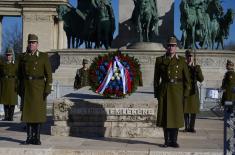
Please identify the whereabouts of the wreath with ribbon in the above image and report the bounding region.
[89,51,142,98]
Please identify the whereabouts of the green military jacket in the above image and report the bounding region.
[19,50,52,123]
[184,65,204,114]
[221,70,235,106]
[0,60,19,105]
[154,54,191,128]
[74,67,90,89]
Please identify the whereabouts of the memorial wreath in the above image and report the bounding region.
[89,51,142,98]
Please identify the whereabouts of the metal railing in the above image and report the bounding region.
[224,101,235,155]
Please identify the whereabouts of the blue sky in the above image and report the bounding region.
[1,0,235,51]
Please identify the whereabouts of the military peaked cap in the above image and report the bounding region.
[227,60,234,67]
[185,49,193,56]
[167,36,177,45]
[5,47,14,55]
[83,59,88,64]
[28,33,38,42]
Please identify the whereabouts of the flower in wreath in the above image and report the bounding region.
[89,50,142,98]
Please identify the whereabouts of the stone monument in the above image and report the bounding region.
[51,87,161,138]
[0,0,68,52]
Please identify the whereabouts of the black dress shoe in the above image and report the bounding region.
[183,128,189,132]
[160,142,170,147]
[170,142,180,148]
[21,139,31,145]
[189,129,196,133]
[32,139,41,145]
[33,140,41,145]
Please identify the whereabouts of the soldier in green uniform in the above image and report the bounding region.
[19,34,52,145]
[184,49,204,133]
[221,60,235,106]
[0,47,19,121]
[74,59,90,89]
[154,36,191,148]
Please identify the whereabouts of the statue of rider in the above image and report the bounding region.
[93,0,115,49]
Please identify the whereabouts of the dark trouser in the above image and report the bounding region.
[184,113,196,132]
[163,128,179,147]
[3,105,15,121]
[23,123,41,145]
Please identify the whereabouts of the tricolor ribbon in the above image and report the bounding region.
[96,56,132,95]
[96,61,114,94]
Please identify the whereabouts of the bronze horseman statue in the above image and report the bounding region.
[180,0,233,49]
[57,0,115,49]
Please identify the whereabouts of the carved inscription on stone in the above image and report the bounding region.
[71,108,155,116]
[24,15,52,22]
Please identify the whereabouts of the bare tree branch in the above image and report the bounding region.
[2,23,22,54]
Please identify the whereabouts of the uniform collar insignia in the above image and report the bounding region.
[36,51,39,57]
[27,50,39,57]
[6,60,14,64]
[164,54,179,59]
[175,54,179,59]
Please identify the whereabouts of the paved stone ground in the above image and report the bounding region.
[0,113,224,154]
[0,87,224,155]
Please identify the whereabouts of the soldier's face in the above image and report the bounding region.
[6,54,13,61]
[167,44,177,55]
[28,41,38,53]
[83,63,88,68]
[186,55,193,63]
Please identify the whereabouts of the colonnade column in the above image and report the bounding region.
[0,16,3,53]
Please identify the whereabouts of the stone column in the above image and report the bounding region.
[0,16,3,53]
[58,20,64,49]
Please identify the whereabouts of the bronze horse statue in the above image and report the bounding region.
[57,3,115,49]
[180,0,224,49]
[57,5,85,48]
[216,9,234,49]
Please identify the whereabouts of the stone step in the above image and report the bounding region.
[0,148,223,155]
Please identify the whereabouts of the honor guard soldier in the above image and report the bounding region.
[221,60,235,107]
[184,49,204,133]
[74,59,90,89]
[154,36,191,148]
[19,34,52,145]
[0,47,19,121]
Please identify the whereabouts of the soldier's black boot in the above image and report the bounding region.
[22,124,33,145]
[2,105,9,121]
[8,105,15,121]
[189,114,196,133]
[184,114,189,132]
[170,129,180,148]
[32,124,41,145]
[161,128,170,147]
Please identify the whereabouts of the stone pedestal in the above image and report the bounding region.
[126,42,165,50]
[51,87,161,138]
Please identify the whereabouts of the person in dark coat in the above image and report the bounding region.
[221,60,235,106]
[183,49,204,133]
[74,59,90,89]
[154,36,191,148]
[0,47,19,121]
[19,34,52,145]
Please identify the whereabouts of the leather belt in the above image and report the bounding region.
[25,76,44,80]
[166,79,182,83]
